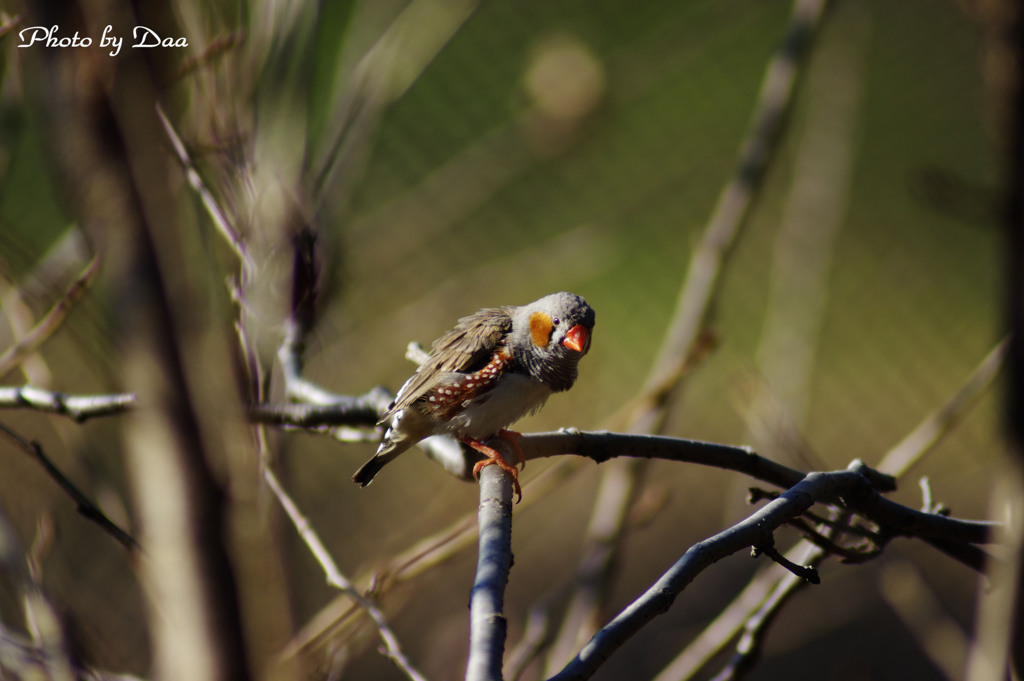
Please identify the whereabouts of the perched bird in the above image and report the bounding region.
[353,292,595,499]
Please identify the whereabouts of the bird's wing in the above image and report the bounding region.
[384,307,512,418]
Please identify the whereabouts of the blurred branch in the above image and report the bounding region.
[25,0,254,675]
[248,390,389,428]
[751,0,865,439]
[974,0,1024,674]
[550,0,830,668]
[505,587,567,681]
[156,104,254,272]
[0,385,136,422]
[0,420,137,551]
[0,256,100,379]
[711,520,850,681]
[878,337,1008,478]
[1,270,54,387]
[263,466,427,681]
[466,464,515,681]
[632,0,828,430]
[0,507,76,681]
[312,0,483,199]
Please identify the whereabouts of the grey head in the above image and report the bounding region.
[509,292,595,392]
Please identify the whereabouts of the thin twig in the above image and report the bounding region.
[156,104,254,271]
[0,257,100,379]
[0,385,136,422]
[0,420,137,551]
[263,466,427,681]
[751,543,819,584]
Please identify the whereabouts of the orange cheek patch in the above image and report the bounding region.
[529,311,553,348]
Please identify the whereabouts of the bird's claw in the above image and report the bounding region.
[465,435,524,503]
[472,453,523,504]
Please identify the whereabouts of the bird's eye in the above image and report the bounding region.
[553,317,560,326]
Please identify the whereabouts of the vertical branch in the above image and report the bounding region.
[466,465,515,681]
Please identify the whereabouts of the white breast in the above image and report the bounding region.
[442,373,552,440]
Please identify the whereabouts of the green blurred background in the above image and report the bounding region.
[0,0,1004,679]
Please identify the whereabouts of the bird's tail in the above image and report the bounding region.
[352,437,407,487]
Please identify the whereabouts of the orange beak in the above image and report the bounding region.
[561,324,590,353]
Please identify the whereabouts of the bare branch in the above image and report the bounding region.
[548,466,988,681]
[466,464,516,681]
[784,517,881,564]
[0,385,136,422]
[248,390,390,428]
[521,431,808,491]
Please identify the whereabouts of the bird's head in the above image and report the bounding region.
[511,292,595,392]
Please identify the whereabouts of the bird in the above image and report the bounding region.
[353,292,595,500]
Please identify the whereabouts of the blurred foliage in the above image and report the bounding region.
[0,0,1004,679]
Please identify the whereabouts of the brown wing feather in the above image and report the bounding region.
[383,307,512,419]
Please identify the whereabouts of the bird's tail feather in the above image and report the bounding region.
[352,439,405,486]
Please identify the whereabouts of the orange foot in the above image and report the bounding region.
[463,433,524,503]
